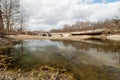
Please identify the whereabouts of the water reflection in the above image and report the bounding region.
[60,39,120,53]
[59,40,120,67]
[1,40,120,80]
[4,39,120,68]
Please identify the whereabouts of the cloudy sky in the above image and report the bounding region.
[20,0,120,31]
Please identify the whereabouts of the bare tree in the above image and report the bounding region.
[0,0,4,33]
[1,0,20,34]
[19,8,26,33]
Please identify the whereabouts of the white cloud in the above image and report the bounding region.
[20,0,120,31]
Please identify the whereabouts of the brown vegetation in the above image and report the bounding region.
[50,19,120,34]
[0,65,75,80]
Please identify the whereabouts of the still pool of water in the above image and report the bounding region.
[3,39,120,80]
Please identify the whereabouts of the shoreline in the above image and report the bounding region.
[9,34,120,41]
[0,36,20,54]
[9,35,104,40]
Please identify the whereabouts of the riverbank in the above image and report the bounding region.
[0,36,18,45]
[0,36,19,54]
[9,34,104,40]
[9,34,120,41]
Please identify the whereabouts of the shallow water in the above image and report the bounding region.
[2,39,120,80]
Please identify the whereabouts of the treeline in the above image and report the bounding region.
[50,19,120,33]
[0,0,25,35]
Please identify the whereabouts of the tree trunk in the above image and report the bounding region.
[0,0,4,33]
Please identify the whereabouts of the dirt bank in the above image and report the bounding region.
[0,36,19,54]
[0,36,18,45]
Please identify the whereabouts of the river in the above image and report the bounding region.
[1,39,120,80]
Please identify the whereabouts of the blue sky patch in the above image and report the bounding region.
[94,0,120,3]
